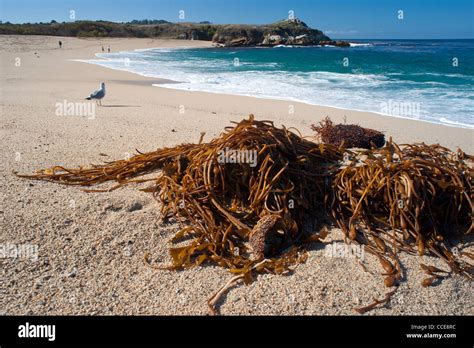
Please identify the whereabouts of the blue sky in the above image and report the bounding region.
[1,0,473,39]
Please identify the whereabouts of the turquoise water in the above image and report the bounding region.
[86,39,474,128]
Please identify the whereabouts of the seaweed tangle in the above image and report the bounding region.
[332,140,473,292]
[312,116,385,149]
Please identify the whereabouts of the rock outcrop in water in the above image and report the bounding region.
[212,18,348,47]
[0,18,350,47]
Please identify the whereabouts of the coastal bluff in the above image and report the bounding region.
[211,18,350,47]
[0,18,350,47]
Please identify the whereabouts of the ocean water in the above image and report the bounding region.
[83,39,474,128]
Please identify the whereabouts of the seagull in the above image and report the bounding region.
[85,82,106,106]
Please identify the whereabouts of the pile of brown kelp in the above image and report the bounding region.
[312,117,385,149]
[331,140,473,312]
[17,115,473,314]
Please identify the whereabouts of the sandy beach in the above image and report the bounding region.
[1,35,472,315]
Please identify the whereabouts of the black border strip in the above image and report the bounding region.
[1,315,472,346]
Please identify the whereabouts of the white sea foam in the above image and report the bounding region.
[349,43,372,47]
[439,118,474,128]
[78,49,474,129]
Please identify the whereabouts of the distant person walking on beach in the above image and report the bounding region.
[58,41,62,48]
[101,46,104,52]
[107,45,110,53]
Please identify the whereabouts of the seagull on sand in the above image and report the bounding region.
[85,82,106,106]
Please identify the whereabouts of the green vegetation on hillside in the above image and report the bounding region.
[0,19,346,47]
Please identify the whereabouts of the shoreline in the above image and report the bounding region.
[1,35,473,316]
[149,84,474,130]
[78,43,474,132]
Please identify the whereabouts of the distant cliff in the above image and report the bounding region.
[212,19,349,47]
[0,18,350,47]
